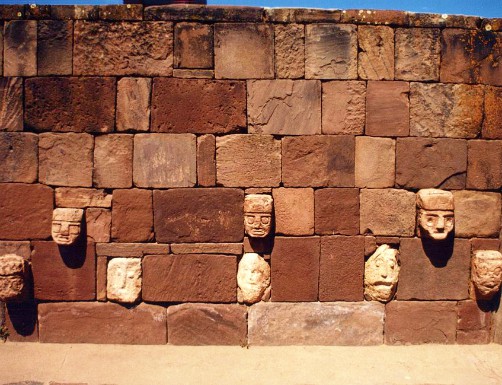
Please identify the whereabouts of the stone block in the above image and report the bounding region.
[467,140,502,190]
[74,21,173,76]
[174,22,213,69]
[96,243,169,257]
[55,188,112,208]
[167,304,247,345]
[38,302,167,344]
[366,81,409,137]
[86,208,111,243]
[453,190,501,237]
[216,135,281,187]
[96,256,107,301]
[25,4,51,19]
[116,77,151,132]
[457,300,491,331]
[197,134,216,186]
[355,136,395,188]
[37,20,72,75]
[172,68,214,78]
[94,134,133,188]
[50,5,99,20]
[0,77,23,131]
[111,189,153,243]
[143,254,236,303]
[272,188,314,235]
[154,188,243,243]
[322,81,365,135]
[144,5,263,22]
[214,23,273,79]
[0,133,38,183]
[248,302,384,345]
[170,243,242,255]
[483,86,502,139]
[275,23,304,78]
[282,135,355,187]
[98,4,143,20]
[470,238,500,252]
[457,330,490,344]
[360,189,415,236]
[340,9,407,25]
[247,80,321,135]
[4,21,36,76]
[315,188,359,236]
[305,24,357,79]
[133,133,196,188]
[5,301,38,342]
[358,26,394,80]
[494,306,502,344]
[0,241,31,259]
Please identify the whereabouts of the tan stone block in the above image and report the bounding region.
[272,188,314,236]
[197,134,216,187]
[174,22,213,69]
[4,21,36,76]
[111,189,153,243]
[55,188,112,208]
[94,134,133,188]
[172,69,214,78]
[171,243,242,255]
[37,20,72,75]
[0,241,31,259]
[247,80,321,135]
[358,26,394,80]
[86,208,111,243]
[483,86,502,139]
[0,77,23,131]
[274,23,304,78]
[355,137,395,188]
[467,140,502,190]
[107,257,142,304]
[116,78,151,132]
[322,81,365,135]
[453,190,501,237]
[96,243,169,257]
[0,133,38,183]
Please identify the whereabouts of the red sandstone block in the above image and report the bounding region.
[470,238,500,252]
[55,187,112,208]
[98,4,143,21]
[111,189,153,243]
[272,188,314,236]
[96,255,107,301]
[340,9,408,25]
[174,22,213,69]
[50,5,99,20]
[457,300,491,331]
[4,21,36,76]
[467,140,502,190]
[25,4,51,19]
[315,188,359,236]
[0,132,38,183]
[453,190,501,238]
[483,86,502,139]
[197,134,216,187]
[93,134,133,188]
[322,81,365,135]
[358,25,394,80]
[274,23,304,79]
[0,5,25,20]
[457,330,490,344]
[0,241,31,259]
[0,77,23,131]
[86,208,111,244]
[37,20,72,75]
[5,301,38,342]
[116,77,151,132]
[145,5,263,22]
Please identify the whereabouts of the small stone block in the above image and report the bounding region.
[55,188,112,208]
[0,133,38,183]
[453,190,501,238]
[274,23,304,79]
[94,134,133,188]
[322,81,365,135]
[197,134,216,187]
[172,69,214,78]
[357,25,394,80]
[96,256,107,301]
[170,243,242,255]
[111,189,153,243]
[98,4,143,20]
[4,21,37,76]
[483,86,502,139]
[355,136,395,188]
[315,188,359,236]
[174,22,213,69]
[470,238,500,252]
[456,329,490,344]
[116,77,151,132]
[272,188,314,236]
[457,300,491,331]
[0,241,31,259]
[0,77,23,131]
[86,208,111,243]
[467,140,502,190]
[96,243,169,257]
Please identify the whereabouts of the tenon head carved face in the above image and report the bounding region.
[52,208,84,246]
[416,189,454,241]
[472,250,502,300]
[364,245,400,303]
[244,195,273,238]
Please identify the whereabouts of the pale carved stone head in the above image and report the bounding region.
[417,189,454,241]
[237,252,271,304]
[364,245,400,303]
[0,254,28,302]
[471,250,502,300]
[52,208,84,246]
[107,258,142,304]
[244,194,273,238]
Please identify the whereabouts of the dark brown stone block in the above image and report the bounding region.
[0,77,23,132]
[0,5,25,20]
[0,133,38,183]
[4,21,36,76]
[174,23,213,69]
[467,140,502,190]
[409,13,479,28]
[111,189,153,243]
[197,134,216,186]
[483,86,502,139]
[37,21,73,75]
[144,5,264,22]
[315,188,359,236]
[25,4,51,19]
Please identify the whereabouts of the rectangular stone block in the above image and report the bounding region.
[0,133,38,183]
[5,301,38,342]
[4,21,36,76]
[249,302,384,345]
[470,238,500,252]
[467,140,502,190]
[275,23,304,79]
[50,5,99,20]
[116,77,151,132]
[86,208,111,244]
[315,188,359,236]
[38,302,167,344]
[112,189,153,243]
[358,26,394,80]
[167,304,246,345]
[197,134,216,187]
[0,77,23,131]
[144,5,263,22]
[457,329,490,344]
[453,190,501,238]
[174,22,213,69]
[483,86,502,139]
[355,137,395,188]
[171,243,242,255]
[494,305,502,344]
[37,20,72,75]
[457,300,491,332]
[96,255,107,301]
[96,243,169,257]
[94,134,133,188]
[0,241,31,259]
[172,68,214,78]
[55,188,112,208]
[272,188,314,236]
[143,254,236,303]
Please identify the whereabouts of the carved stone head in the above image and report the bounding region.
[244,194,273,238]
[237,252,271,304]
[0,254,27,302]
[364,245,400,303]
[472,250,502,300]
[417,189,454,241]
[107,258,142,304]
[52,208,84,246]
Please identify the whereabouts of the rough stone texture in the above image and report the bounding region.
[39,133,94,187]
[360,189,416,236]
[305,24,357,79]
[410,83,484,138]
[364,244,400,303]
[0,184,53,240]
[282,136,355,187]
[247,80,321,135]
[248,302,384,345]
[340,9,407,25]
[5,301,38,342]
[319,236,365,301]
[107,257,142,304]
[494,305,502,344]
[315,188,359,236]
[116,77,151,132]
[174,22,213,69]
[197,134,216,187]
[37,20,72,75]
[31,241,95,301]
[0,133,38,183]
[321,81,365,135]
[111,189,153,243]
[144,5,264,22]
[357,26,394,80]
[467,140,502,190]
[98,4,143,21]
[396,138,467,189]
[38,302,166,344]
[0,77,23,131]
[365,81,409,137]
[142,254,236,303]
[385,301,457,345]
[355,136,395,188]
[96,243,169,257]
[151,78,246,134]
[55,188,112,208]
[25,77,116,133]
[483,86,502,139]
[133,133,196,188]
[94,134,133,188]
[171,243,242,255]
[96,255,107,301]
[453,190,501,238]
[167,304,247,345]
[272,188,314,235]
[214,23,274,79]
[154,188,243,243]
[271,237,320,301]
[274,23,304,78]
[50,5,99,20]
[398,238,470,300]
[0,241,31,259]
[216,135,281,187]
[4,21,36,76]
[395,28,440,81]
[74,21,173,76]
[86,208,111,243]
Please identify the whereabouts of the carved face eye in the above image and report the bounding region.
[52,222,61,232]
[245,216,255,225]
[69,224,80,234]
[261,216,271,225]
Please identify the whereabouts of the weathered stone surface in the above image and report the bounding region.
[0,241,30,259]
[38,302,166,344]
[55,188,112,208]
[0,77,23,131]
[0,184,53,240]
[249,302,384,345]
[216,135,281,187]
[116,77,151,132]
[416,189,455,241]
[358,26,394,80]
[98,4,143,21]
[39,133,93,187]
[471,250,502,301]
[247,80,321,135]
[483,86,502,139]
[467,140,502,190]
[319,236,365,301]
[86,208,111,243]
[37,20,72,75]
[112,189,153,243]
[398,238,470,300]
[94,134,133,188]
[145,5,263,22]
[340,9,408,25]
[366,81,409,137]
[410,83,484,138]
[237,252,270,304]
[171,243,242,255]
[174,22,213,69]
[243,194,273,238]
[107,257,142,304]
[0,133,38,183]
[96,243,169,257]
[364,244,400,303]
[0,5,25,20]
[143,254,236,303]
[315,188,359,236]
[396,138,467,189]
[214,23,273,79]
[305,24,357,79]
[471,237,500,252]
[4,21,36,76]
[265,7,341,23]
[355,136,395,188]
[51,208,83,246]
[197,134,216,186]
[494,304,502,344]
[274,23,304,78]
[172,68,214,78]
[154,188,243,243]
[395,28,440,81]
[408,13,479,29]
[25,77,116,133]
[322,81,365,135]
[457,329,490,344]
[272,188,314,235]
[50,5,99,20]
[457,300,491,332]
[360,189,415,236]
[5,301,38,342]
[168,304,247,345]
[74,21,173,76]
[453,190,501,237]
[133,133,196,188]
[282,136,355,187]
[0,254,28,302]
[25,4,51,19]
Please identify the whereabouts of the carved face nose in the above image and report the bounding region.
[436,217,445,230]
[60,222,70,235]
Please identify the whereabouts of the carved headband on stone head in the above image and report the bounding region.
[244,194,273,213]
[52,208,84,222]
[416,189,454,211]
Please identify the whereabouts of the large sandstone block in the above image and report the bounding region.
[174,22,213,69]
[315,188,359,236]
[467,140,502,190]
[74,21,173,76]
[272,188,314,235]
[116,77,151,132]
[483,86,502,139]
[38,302,167,344]
[453,190,501,237]
[112,189,153,243]
[0,133,38,183]
[322,81,365,135]
[37,20,72,75]
[355,137,395,188]
[248,302,384,345]
[4,21,36,76]
[274,23,304,78]
[358,26,394,80]
[154,188,243,243]
[0,77,23,131]
[197,134,216,186]
[94,134,133,188]
[55,188,112,208]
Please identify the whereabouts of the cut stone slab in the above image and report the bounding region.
[466,140,502,190]
[314,188,359,236]
[0,77,23,131]
[171,243,242,255]
[174,22,213,69]
[85,208,111,243]
[96,243,169,257]
[274,23,305,79]
[453,190,501,238]
[111,189,153,243]
[272,188,314,236]
[355,136,395,188]
[0,241,31,260]
[483,86,502,139]
[55,188,112,208]
[93,134,133,188]
[197,134,216,186]
[0,133,38,183]
[4,20,37,76]
[37,20,73,75]
[357,25,394,80]
[116,77,151,132]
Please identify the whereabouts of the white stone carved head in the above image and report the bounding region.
[364,244,400,303]
[244,194,273,238]
[472,250,502,300]
[52,208,84,246]
[417,189,454,241]
[107,258,142,304]
[0,254,27,302]
[237,252,270,304]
